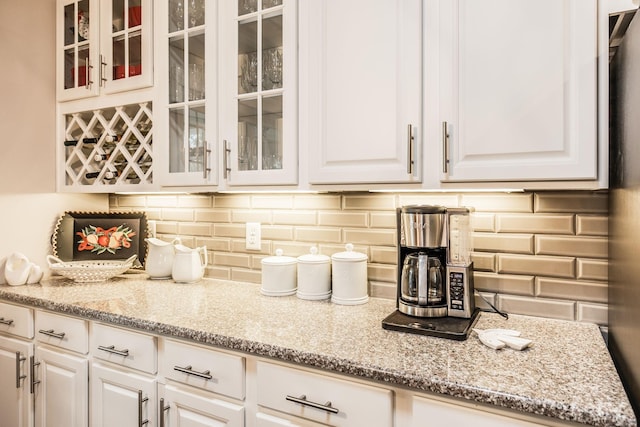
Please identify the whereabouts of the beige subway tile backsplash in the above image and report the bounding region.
[116,190,609,325]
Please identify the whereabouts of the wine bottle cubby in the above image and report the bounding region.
[61,102,155,191]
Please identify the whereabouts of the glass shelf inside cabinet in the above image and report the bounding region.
[62,102,153,187]
[237,0,284,172]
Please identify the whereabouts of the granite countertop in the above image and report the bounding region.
[0,275,635,427]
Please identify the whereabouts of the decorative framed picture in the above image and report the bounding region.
[52,211,148,267]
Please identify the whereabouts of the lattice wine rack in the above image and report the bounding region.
[61,102,155,191]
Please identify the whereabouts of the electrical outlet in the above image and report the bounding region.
[246,222,261,250]
[147,220,157,238]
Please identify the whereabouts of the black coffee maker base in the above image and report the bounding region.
[382,308,481,341]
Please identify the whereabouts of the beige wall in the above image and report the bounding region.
[110,190,609,325]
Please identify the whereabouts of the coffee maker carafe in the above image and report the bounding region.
[398,205,448,317]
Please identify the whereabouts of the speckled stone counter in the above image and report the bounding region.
[0,275,635,427]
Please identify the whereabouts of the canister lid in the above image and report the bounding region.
[331,243,367,262]
[297,246,330,264]
[261,249,297,266]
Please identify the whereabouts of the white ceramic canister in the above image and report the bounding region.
[331,243,369,305]
[296,247,331,300]
[261,249,297,296]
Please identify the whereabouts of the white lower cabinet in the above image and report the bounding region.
[92,362,157,427]
[161,384,244,427]
[0,335,33,427]
[411,395,544,427]
[256,361,393,427]
[33,346,88,427]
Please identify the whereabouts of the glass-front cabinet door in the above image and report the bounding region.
[57,0,100,101]
[220,0,297,186]
[156,0,217,187]
[56,0,153,101]
[100,0,153,95]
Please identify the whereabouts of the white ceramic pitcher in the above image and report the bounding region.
[171,244,208,283]
[145,237,182,279]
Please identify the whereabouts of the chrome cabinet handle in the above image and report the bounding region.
[159,398,170,427]
[138,390,149,426]
[407,124,414,174]
[15,352,26,389]
[0,317,14,326]
[223,140,231,179]
[442,121,450,173]
[173,364,213,380]
[38,329,66,339]
[30,356,40,394]
[97,345,130,357]
[100,54,107,87]
[203,142,212,179]
[85,56,93,89]
[285,394,339,414]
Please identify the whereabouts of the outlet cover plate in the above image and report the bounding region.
[246,222,261,250]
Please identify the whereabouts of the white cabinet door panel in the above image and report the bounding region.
[302,0,422,184]
[439,0,597,182]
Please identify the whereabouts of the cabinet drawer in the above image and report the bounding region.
[91,323,156,374]
[161,339,245,400]
[0,302,33,339]
[35,311,88,354]
[257,361,393,427]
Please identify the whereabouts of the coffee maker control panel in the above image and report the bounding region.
[446,264,475,318]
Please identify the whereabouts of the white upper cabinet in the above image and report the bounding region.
[57,0,153,102]
[301,0,423,185]
[155,0,217,187]
[219,0,298,187]
[436,0,599,184]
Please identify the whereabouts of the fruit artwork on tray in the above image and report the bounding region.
[52,211,148,267]
[76,224,137,254]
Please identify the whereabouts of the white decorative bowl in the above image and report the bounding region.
[47,254,137,283]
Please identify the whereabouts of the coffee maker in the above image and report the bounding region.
[382,205,480,340]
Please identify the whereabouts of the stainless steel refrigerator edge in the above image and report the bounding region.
[610,7,640,417]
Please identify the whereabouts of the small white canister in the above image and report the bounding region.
[331,243,369,305]
[297,247,331,300]
[261,249,297,296]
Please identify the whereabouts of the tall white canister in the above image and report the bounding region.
[297,247,331,300]
[331,243,369,305]
[261,249,297,296]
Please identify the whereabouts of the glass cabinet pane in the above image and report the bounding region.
[238,99,258,171]
[262,0,282,9]
[238,0,257,16]
[238,21,257,94]
[189,106,205,172]
[187,0,205,28]
[262,15,282,90]
[262,95,282,170]
[169,108,185,173]
[188,33,205,101]
[169,37,185,103]
[169,0,184,32]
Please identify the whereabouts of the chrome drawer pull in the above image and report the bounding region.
[97,345,130,357]
[138,390,149,426]
[0,317,14,326]
[30,356,40,394]
[38,329,66,339]
[285,394,339,414]
[173,365,213,380]
[159,398,170,427]
[15,352,26,389]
